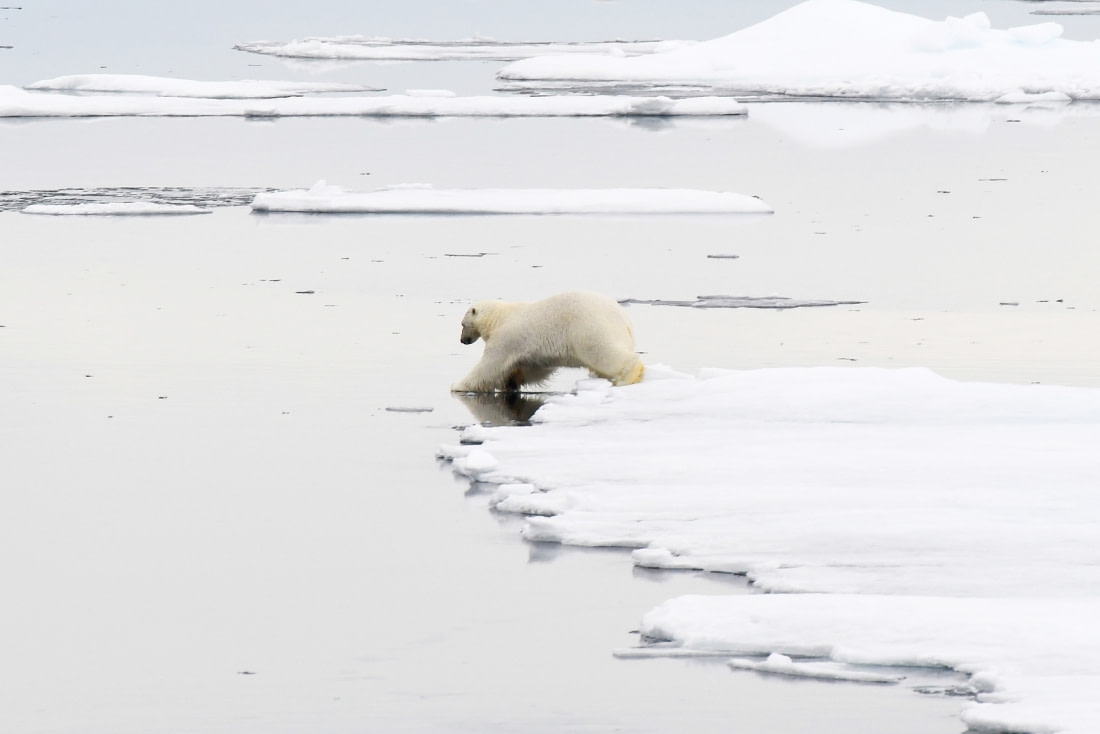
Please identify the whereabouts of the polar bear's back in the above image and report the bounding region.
[526,290,635,347]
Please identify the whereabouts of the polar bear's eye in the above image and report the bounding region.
[471,308,477,315]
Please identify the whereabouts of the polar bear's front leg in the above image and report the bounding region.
[451,347,517,393]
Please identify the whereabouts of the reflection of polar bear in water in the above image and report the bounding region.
[451,291,646,393]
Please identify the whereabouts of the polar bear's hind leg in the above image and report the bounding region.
[616,358,645,386]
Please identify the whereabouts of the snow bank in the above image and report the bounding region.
[20,202,210,215]
[440,366,1100,734]
[499,0,1100,102]
[25,74,378,99]
[2,84,745,118]
[235,36,694,61]
[251,182,773,215]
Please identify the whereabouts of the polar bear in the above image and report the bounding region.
[451,291,645,393]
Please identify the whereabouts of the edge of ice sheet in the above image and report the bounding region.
[643,595,1100,734]
[250,183,773,215]
[25,75,379,99]
[1,85,746,118]
[235,37,696,61]
[438,366,1100,734]
[21,202,211,216]
[498,0,1100,102]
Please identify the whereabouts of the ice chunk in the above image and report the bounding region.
[251,184,773,215]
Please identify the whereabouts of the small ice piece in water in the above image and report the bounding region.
[728,653,905,684]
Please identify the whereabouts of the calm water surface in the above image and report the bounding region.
[4,2,1099,732]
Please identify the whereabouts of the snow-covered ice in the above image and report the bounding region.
[1,83,745,118]
[235,36,695,61]
[25,74,379,98]
[498,0,1100,102]
[21,202,211,216]
[440,366,1100,734]
[251,182,773,215]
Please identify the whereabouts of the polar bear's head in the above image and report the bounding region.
[459,303,487,344]
[460,300,512,344]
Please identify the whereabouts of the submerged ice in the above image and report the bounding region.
[440,366,1100,734]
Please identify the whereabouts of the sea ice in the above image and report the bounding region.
[21,202,210,216]
[250,182,773,215]
[1,83,745,118]
[498,0,1100,102]
[234,36,695,62]
[25,74,379,99]
[440,366,1100,734]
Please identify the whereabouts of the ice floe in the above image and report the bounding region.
[24,74,379,99]
[1,83,745,118]
[498,0,1100,102]
[21,202,211,215]
[250,182,773,215]
[234,36,694,62]
[440,366,1100,734]
[620,295,863,309]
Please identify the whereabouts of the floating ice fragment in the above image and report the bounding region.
[234,36,696,62]
[251,185,772,215]
[728,653,906,684]
[620,295,863,309]
[21,202,210,216]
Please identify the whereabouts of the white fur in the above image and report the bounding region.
[451,291,646,393]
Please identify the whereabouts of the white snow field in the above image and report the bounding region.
[25,74,380,98]
[440,366,1100,734]
[250,182,773,215]
[21,202,211,215]
[499,0,1100,102]
[235,36,695,61]
[1,83,745,118]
